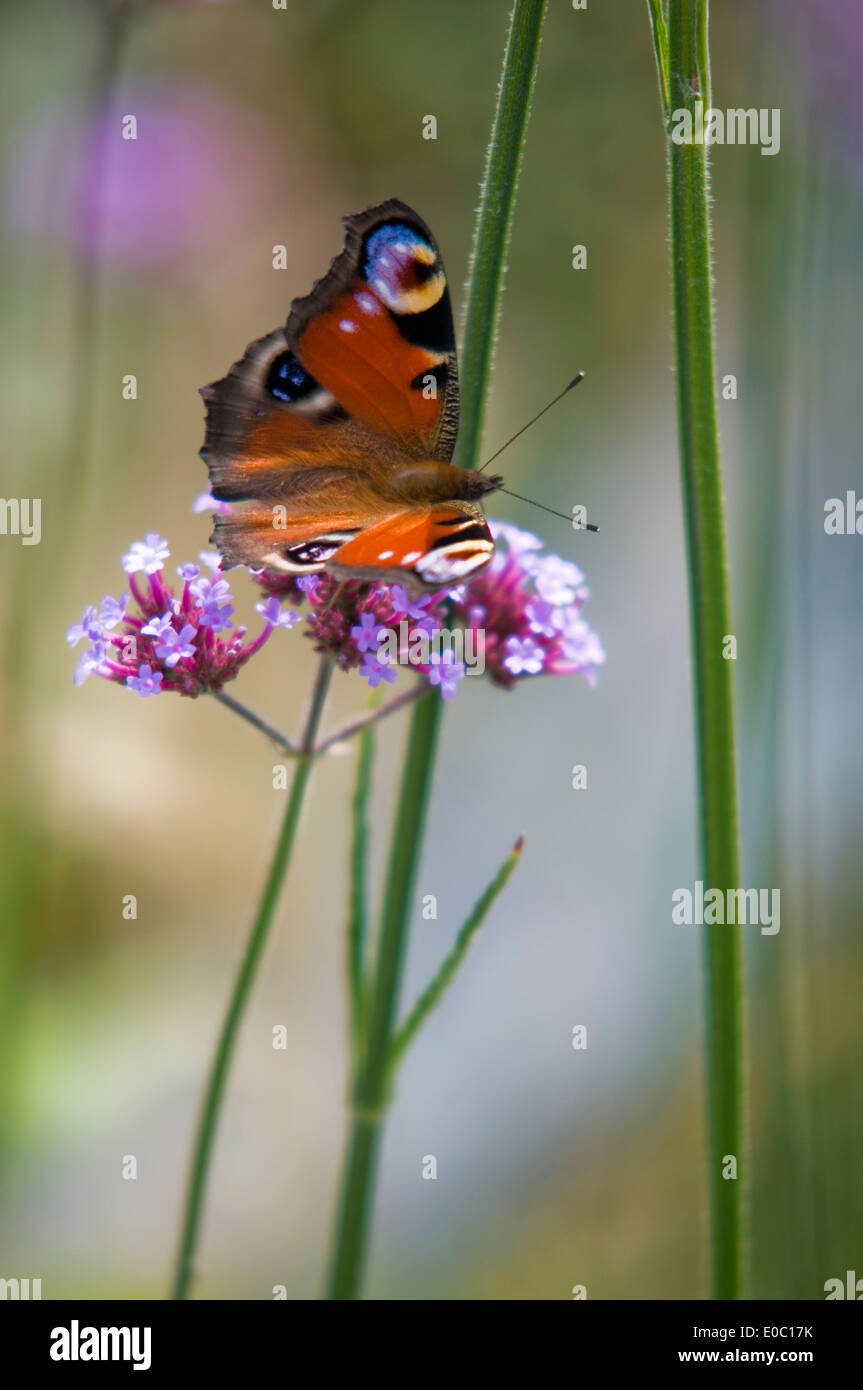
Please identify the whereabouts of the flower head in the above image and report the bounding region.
[71,518,604,705]
[68,534,292,697]
[448,519,605,689]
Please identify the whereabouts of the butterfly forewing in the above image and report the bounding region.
[200,200,496,589]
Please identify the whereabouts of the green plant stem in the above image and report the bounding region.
[387,836,524,1074]
[325,690,442,1300]
[663,0,746,1299]
[172,656,333,1300]
[347,693,380,1054]
[646,1,671,118]
[324,0,549,1302]
[213,682,424,759]
[455,0,549,474]
[213,690,299,754]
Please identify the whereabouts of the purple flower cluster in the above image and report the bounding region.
[66,534,295,698]
[450,520,606,689]
[69,519,605,701]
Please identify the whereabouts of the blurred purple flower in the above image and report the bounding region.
[502,635,545,677]
[770,1,863,178]
[6,82,282,267]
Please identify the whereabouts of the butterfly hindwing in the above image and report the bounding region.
[212,499,494,591]
[328,502,494,589]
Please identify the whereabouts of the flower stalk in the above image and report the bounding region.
[647,0,747,1299]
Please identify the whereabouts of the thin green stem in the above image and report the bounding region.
[213,690,298,754]
[661,0,746,1299]
[325,691,442,1300]
[324,0,549,1302]
[172,657,333,1300]
[213,681,424,759]
[347,693,380,1054]
[645,1,671,119]
[387,836,524,1075]
[316,684,425,754]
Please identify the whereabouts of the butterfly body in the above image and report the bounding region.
[201,200,502,592]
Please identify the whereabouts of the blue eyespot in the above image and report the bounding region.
[267,351,317,403]
[364,223,435,305]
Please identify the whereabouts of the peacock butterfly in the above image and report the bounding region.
[200,200,503,593]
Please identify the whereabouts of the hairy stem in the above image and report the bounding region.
[661,0,747,1299]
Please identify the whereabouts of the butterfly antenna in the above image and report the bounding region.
[498,488,599,532]
[477,373,598,532]
[477,372,584,473]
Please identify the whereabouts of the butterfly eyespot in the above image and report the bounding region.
[363,222,446,318]
[266,351,319,404]
[284,539,340,566]
[273,529,360,573]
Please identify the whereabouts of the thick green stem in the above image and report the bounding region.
[324,0,549,1301]
[325,691,442,1300]
[664,0,746,1298]
[172,657,332,1299]
[455,0,549,474]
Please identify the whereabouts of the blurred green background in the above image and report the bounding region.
[1,0,861,1299]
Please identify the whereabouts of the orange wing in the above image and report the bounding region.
[329,503,494,590]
